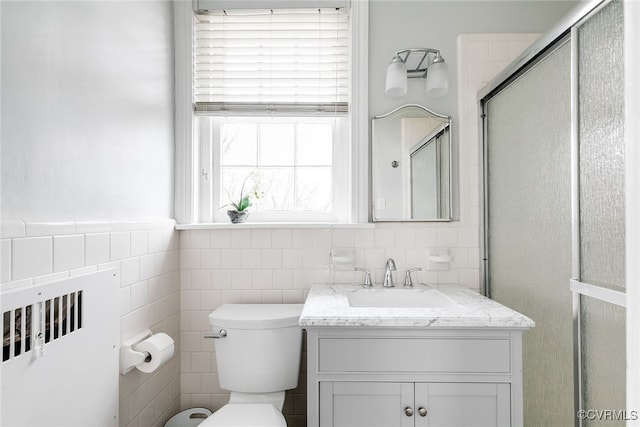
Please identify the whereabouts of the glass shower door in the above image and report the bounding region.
[485,40,574,427]
[484,1,626,426]
[573,1,626,424]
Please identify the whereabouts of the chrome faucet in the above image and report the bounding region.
[383,258,396,287]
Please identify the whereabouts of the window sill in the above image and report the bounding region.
[175,222,375,230]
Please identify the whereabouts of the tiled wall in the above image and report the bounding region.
[0,219,180,427]
[178,223,480,427]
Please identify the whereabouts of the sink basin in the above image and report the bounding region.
[347,288,459,308]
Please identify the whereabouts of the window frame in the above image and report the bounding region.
[173,0,368,225]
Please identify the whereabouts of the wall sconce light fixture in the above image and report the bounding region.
[385,48,449,98]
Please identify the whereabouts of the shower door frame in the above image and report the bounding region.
[478,1,627,426]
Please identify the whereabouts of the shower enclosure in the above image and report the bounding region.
[479,0,626,425]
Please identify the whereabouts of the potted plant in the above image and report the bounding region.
[222,172,262,223]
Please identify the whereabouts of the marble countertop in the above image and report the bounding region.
[299,283,535,329]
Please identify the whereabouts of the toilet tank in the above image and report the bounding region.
[208,304,303,393]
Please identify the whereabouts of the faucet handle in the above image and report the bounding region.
[355,268,373,288]
[404,268,422,287]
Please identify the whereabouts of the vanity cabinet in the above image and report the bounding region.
[320,382,510,427]
[305,328,525,427]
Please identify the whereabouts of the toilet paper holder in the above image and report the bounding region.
[120,329,154,375]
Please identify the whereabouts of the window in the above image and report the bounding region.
[192,7,352,222]
[199,115,350,222]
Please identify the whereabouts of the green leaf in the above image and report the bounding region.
[237,196,251,211]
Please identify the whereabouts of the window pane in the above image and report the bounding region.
[257,168,294,211]
[220,167,256,210]
[297,123,333,165]
[221,124,257,166]
[296,167,332,211]
[259,123,294,166]
[214,116,344,219]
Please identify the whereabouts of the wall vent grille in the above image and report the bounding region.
[2,290,83,363]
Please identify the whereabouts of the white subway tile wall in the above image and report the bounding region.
[11,236,53,280]
[1,219,180,427]
[53,234,85,273]
[179,223,480,427]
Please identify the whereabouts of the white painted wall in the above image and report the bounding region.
[369,1,579,118]
[1,2,178,427]
[1,1,175,220]
[368,0,577,225]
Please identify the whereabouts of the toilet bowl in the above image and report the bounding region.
[199,404,285,427]
[200,304,304,427]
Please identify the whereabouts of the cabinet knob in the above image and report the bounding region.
[404,406,414,417]
[418,407,428,417]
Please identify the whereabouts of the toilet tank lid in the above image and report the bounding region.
[209,304,303,329]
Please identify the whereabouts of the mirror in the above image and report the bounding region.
[372,104,452,221]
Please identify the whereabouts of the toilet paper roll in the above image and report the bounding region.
[133,333,175,373]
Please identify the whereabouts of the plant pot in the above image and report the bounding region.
[227,210,249,224]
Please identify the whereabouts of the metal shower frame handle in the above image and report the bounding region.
[393,48,442,78]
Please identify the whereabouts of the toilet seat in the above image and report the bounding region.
[199,404,286,427]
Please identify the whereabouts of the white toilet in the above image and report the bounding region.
[200,304,304,427]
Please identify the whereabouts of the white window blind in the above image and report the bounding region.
[194,8,349,115]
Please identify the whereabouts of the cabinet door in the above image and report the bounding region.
[319,382,414,427]
[414,383,511,427]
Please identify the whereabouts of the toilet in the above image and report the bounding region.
[200,304,304,427]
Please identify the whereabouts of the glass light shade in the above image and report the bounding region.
[385,60,407,97]
[425,60,449,97]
